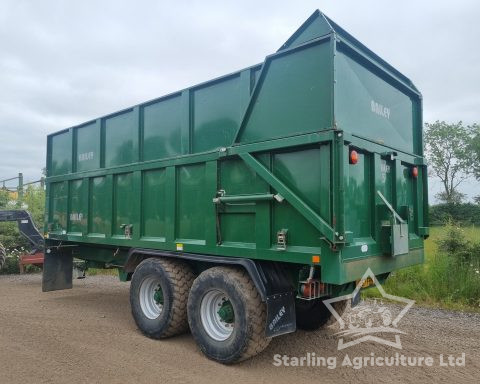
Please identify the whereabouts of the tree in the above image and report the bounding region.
[424,121,474,204]
[435,190,466,205]
[470,123,480,203]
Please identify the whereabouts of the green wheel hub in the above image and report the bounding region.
[154,287,164,306]
[217,300,234,324]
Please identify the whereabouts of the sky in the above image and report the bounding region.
[0,0,479,201]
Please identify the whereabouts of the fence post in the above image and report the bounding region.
[17,172,23,207]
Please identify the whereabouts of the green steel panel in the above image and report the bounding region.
[217,157,267,247]
[89,176,111,236]
[273,148,325,216]
[395,161,416,234]
[68,179,87,234]
[319,144,331,221]
[279,11,420,96]
[142,169,167,239]
[271,147,327,248]
[193,76,243,152]
[220,213,256,245]
[50,131,71,176]
[273,202,323,248]
[418,165,427,230]
[239,152,336,243]
[176,164,206,242]
[204,161,219,247]
[105,110,138,167]
[219,157,268,195]
[251,66,262,89]
[344,151,371,239]
[50,181,67,232]
[238,41,332,143]
[113,173,135,236]
[143,96,182,161]
[180,91,191,154]
[335,50,415,154]
[76,122,100,172]
[278,11,333,50]
[379,158,393,203]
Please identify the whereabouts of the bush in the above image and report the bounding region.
[437,221,480,265]
[0,254,20,274]
[363,224,480,310]
[0,248,42,275]
[430,203,480,226]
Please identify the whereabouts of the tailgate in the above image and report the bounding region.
[335,137,428,282]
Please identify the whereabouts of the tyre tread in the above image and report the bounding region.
[160,259,195,337]
[131,258,195,339]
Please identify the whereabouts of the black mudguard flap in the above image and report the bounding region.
[265,291,296,337]
[42,248,73,292]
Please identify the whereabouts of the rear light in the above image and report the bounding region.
[299,280,325,299]
[349,150,358,164]
[412,166,418,178]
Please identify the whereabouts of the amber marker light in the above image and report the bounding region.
[349,150,358,164]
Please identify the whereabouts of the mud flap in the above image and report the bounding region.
[265,291,296,337]
[42,248,73,292]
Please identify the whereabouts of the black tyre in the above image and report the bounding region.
[295,297,348,331]
[187,267,271,364]
[130,258,194,339]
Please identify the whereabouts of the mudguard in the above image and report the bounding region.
[42,247,73,292]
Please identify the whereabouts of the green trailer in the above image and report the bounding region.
[43,10,428,363]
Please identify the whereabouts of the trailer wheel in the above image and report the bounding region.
[295,298,348,331]
[187,267,271,364]
[130,258,194,339]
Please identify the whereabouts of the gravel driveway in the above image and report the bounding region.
[0,274,478,383]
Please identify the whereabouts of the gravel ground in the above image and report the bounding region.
[0,274,479,384]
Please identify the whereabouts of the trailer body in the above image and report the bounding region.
[43,11,428,341]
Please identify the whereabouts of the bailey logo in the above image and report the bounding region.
[269,306,286,331]
[324,268,414,350]
[371,100,390,119]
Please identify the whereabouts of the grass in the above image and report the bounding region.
[86,268,118,277]
[363,225,480,311]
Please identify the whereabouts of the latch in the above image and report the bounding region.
[381,151,398,160]
[120,224,133,238]
[276,229,288,250]
[377,191,408,256]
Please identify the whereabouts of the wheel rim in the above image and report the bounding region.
[139,276,164,320]
[200,289,235,341]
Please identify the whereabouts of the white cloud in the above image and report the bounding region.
[0,0,479,201]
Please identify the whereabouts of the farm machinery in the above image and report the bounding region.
[0,210,44,271]
[42,10,428,363]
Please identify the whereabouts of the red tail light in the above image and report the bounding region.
[349,150,358,164]
[412,167,418,178]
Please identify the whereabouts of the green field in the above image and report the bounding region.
[364,225,480,311]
